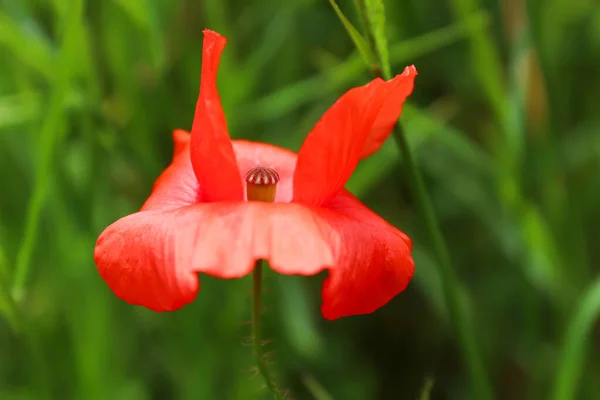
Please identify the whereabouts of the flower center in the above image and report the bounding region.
[245,166,279,203]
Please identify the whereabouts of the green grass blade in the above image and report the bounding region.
[390,124,494,400]
[112,0,150,29]
[326,0,377,71]
[450,0,505,123]
[419,377,435,400]
[354,2,494,398]
[12,0,84,297]
[241,12,489,123]
[0,242,19,332]
[552,277,600,400]
[303,375,334,400]
[0,93,40,130]
[0,10,54,81]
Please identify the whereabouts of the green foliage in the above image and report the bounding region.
[0,0,599,399]
[553,277,600,400]
[351,2,493,398]
[326,0,377,72]
[355,0,391,79]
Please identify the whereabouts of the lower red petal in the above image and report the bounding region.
[313,191,414,319]
[94,202,334,311]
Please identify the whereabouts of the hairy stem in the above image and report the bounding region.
[252,260,284,400]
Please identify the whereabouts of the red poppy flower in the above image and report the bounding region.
[94,29,417,320]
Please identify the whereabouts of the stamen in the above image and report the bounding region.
[245,166,279,203]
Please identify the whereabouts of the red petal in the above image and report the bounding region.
[97,133,411,315]
[360,66,418,158]
[141,130,199,211]
[293,67,417,206]
[267,190,414,319]
[141,132,298,211]
[94,202,334,311]
[316,191,414,319]
[190,29,243,202]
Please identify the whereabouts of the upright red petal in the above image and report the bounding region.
[190,29,243,202]
[293,68,417,206]
[360,66,418,158]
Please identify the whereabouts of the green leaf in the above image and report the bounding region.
[326,0,377,70]
[419,377,435,400]
[0,93,39,130]
[112,0,150,29]
[0,91,84,131]
[0,10,54,81]
[112,0,165,70]
[0,242,19,332]
[450,0,505,124]
[302,375,334,400]
[552,277,600,400]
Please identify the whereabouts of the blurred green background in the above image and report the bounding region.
[1,0,600,399]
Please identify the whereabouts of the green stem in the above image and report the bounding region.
[354,3,493,397]
[391,122,493,400]
[252,260,285,400]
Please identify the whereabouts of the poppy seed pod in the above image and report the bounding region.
[245,166,279,202]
